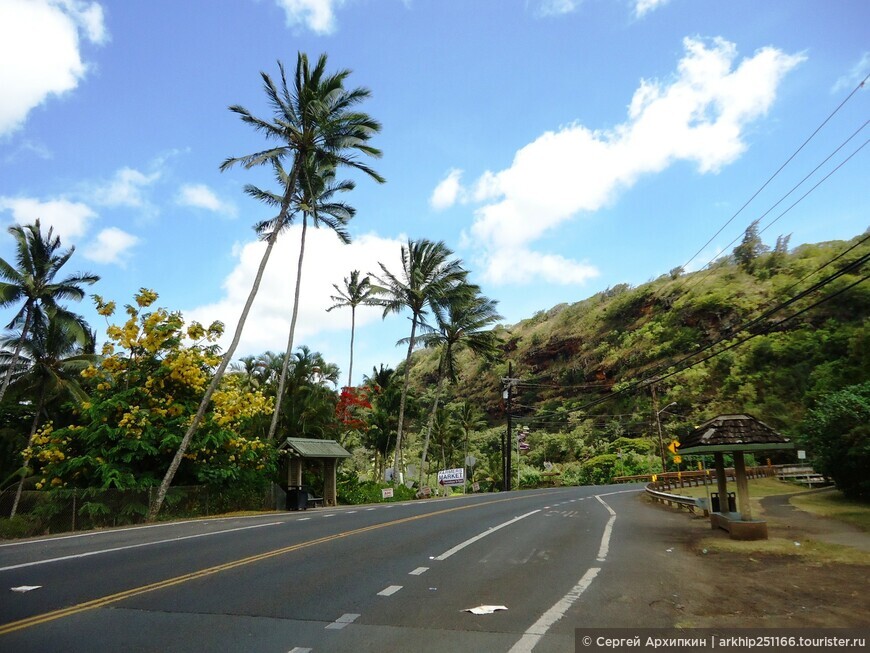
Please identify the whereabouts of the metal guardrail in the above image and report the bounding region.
[644,483,707,514]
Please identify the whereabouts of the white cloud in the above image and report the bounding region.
[186,228,404,357]
[832,52,869,93]
[82,227,139,265]
[534,0,579,17]
[92,167,161,208]
[430,169,464,211]
[450,37,804,285]
[274,0,345,35]
[634,0,671,18]
[177,183,238,217]
[0,0,107,136]
[0,196,97,240]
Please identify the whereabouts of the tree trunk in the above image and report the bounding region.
[10,387,44,518]
[347,306,355,388]
[148,230,280,521]
[391,315,418,482]
[267,215,308,441]
[0,305,33,404]
[418,357,446,487]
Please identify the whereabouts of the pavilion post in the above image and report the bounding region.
[714,452,728,512]
[324,458,337,506]
[733,451,752,520]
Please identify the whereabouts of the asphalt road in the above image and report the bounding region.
[0,484,661,652]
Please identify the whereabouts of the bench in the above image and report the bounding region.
[307,496,324,508]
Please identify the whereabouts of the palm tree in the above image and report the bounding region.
[148,53,383,520]
[371,239,467,480]
[0,219,99,404]
[414,284,501,486]
[1,313,97,516]
[266,162,356,441]
[455,400,488,488]
[327,270,376,387]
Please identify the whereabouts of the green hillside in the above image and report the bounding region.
[398,232,868,487]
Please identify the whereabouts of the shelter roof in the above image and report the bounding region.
[679,414,794,454]
[278,437,352,459]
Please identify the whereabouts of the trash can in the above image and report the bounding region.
[286,485,309,511]
[710,492,737,512]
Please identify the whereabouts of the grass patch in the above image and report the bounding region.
[694,535,870,566]
[669,477,802,499]
[791,490,870,532]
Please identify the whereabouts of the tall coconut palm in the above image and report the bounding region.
[266,161,356,441]
[0,219,98,404]
[1,313,97,516]
[414,284,501,486]
[370,239,467,480]
[149,52,383,520]
[327,270,376,387]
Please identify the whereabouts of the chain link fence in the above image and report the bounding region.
[0,484,285,538]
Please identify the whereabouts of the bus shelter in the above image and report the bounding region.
[679,414,794,540]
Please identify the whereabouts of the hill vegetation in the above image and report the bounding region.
[397,231,869,492]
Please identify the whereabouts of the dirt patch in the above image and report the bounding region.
[646,497,870,628]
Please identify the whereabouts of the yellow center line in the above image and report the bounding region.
[1,491,558,636]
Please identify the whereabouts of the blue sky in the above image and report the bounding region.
[0,0,867,387]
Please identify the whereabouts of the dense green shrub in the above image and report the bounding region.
[0,515,43,539]
[337,470,416,504]
[800,382,870,501]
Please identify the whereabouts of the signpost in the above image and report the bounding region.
[381,488,394,500]
[437,468,465,487]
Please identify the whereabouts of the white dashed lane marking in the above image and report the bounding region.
[377,585,403,597]
[325,613,360,630]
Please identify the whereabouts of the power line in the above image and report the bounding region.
[572,268,868,413]
[664,72,869,282]
[675,129,868,296]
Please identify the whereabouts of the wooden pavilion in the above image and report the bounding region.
[679,414,794,540]
[278,437,352,508]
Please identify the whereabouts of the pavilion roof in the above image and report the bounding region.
[679,414,794,454]
[278,437,352,459]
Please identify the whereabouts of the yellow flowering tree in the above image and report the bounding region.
[26,290,276,494]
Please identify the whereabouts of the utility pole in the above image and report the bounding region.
[651,385,676,474]
[502,363,518,492]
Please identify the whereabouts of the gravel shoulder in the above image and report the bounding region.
[606,492,870,628]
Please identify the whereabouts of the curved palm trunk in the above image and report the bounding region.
[148,230,280,521]
[10,386,45,518]
[0,306,33,404]
[267,215,308,441]
[347,306,355,388]
[391,315,418,482]
[418,355,447,487]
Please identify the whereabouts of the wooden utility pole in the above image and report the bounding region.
[651,385,667,473]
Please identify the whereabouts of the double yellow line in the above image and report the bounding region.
[1,493,546,636]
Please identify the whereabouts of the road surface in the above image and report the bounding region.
[1,484,680,652]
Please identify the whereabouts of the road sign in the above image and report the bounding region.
[465,455,477,468]
[381,488,394,499]
[673,455,682,464]
[437,468,465,486]
[472,482,480,492]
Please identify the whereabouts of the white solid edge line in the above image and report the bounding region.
[508,567,601,653]
[594,495,617,562]
[434,510,540,561]
[0,521,282,572]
